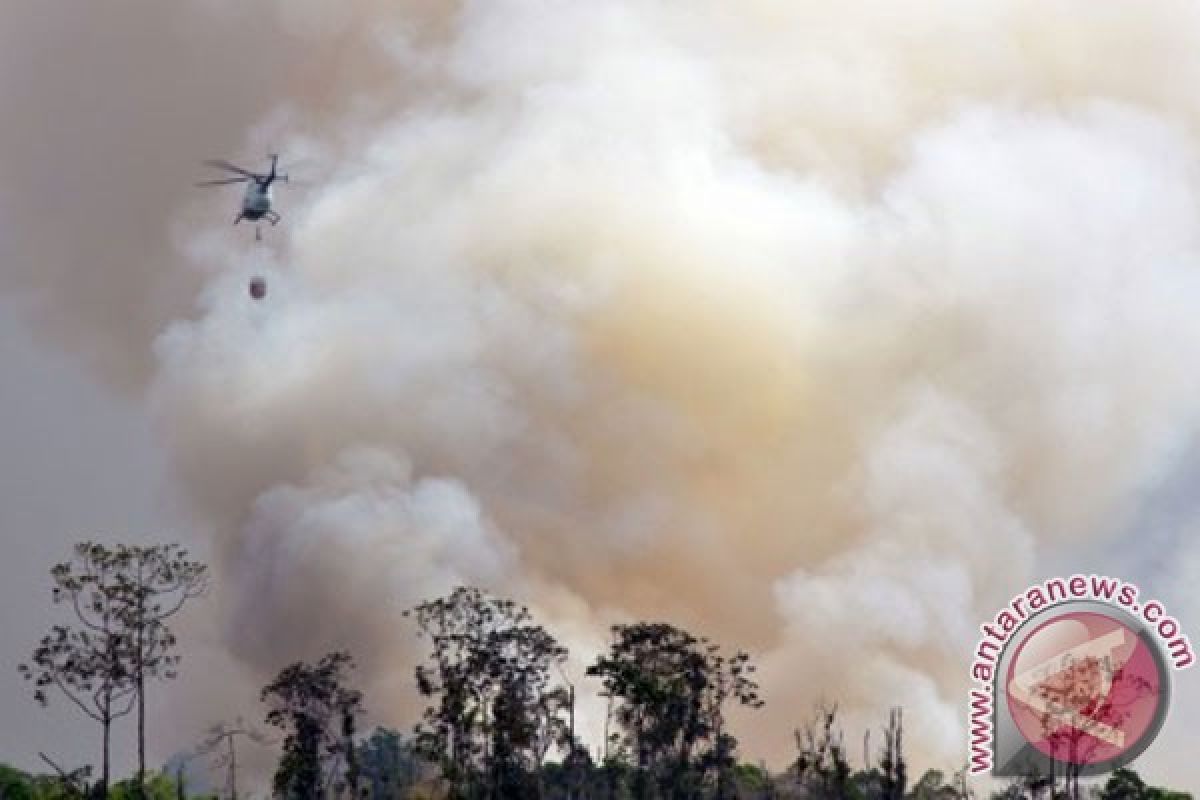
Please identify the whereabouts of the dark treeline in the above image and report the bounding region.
[9,543,1193,800]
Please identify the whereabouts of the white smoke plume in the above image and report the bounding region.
[6,0,1200,788]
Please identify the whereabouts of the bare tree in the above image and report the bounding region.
[198,718,273,800]
[878,707,906,800]
[792,702,852,800]
[38,752,94,800]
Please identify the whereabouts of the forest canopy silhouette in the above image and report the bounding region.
[7,543,1191,800]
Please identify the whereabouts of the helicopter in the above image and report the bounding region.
[197,154,288,240]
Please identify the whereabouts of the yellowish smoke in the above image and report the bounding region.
[5,0,1200,784]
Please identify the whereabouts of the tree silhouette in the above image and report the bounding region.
[1097,766,1193,800]
[356,728,427,800]
[101,543,207,799]
[791,703,853,800]
[878,707,906,800]
[18,544,141,800]
[261,651,364,800]
[587,622,763,800]
[404,586,570,800]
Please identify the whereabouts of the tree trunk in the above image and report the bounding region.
[635,718,649,800]
[344,714,360,800]
[566,685,576,800]
[100,712,111,800]
[137,645,146,799]
[229,734,238,800]
[602,694,611,764]
[136,591,146,800]
[714,719,729,800]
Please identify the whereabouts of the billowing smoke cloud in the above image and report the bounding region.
[7,0,1200,787]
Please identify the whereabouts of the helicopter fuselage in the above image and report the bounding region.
[199,156,285,233]
[241,181,273,219]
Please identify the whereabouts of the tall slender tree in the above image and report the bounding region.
[19,627,134,800]
[106,543,208,800]
[878,707,906,800]
[18,543,139,800]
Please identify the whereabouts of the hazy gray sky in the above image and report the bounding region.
[0,0,305,779]
[0,299,176,774]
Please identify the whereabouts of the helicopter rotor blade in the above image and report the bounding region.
[195,177,251,187]
[202,159,260,179]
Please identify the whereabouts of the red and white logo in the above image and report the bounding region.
[1005,610,1164,768]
